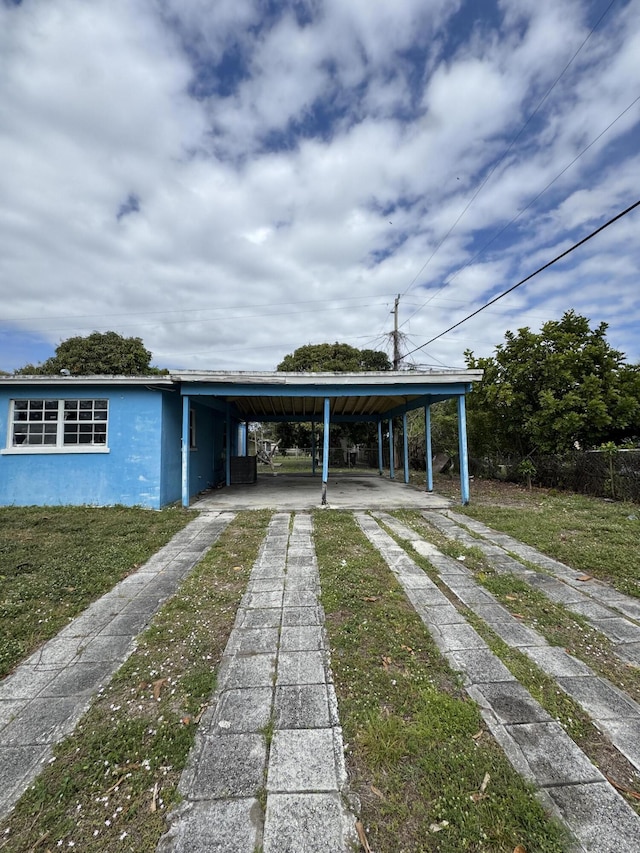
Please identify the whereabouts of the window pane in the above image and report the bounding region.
[79,400,92,410]
[31,400,43,410]
[14,400,28,411]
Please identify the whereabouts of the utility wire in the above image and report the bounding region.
[401,91,640,330]
[397,0,617,307]
[403,198,640,357]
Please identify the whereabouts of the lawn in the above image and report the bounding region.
[1,483,636,851]
[0,505,192,677]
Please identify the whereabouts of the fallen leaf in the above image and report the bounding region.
[576,574,593,582]
[429,820,450,833]
[513,613,526,619]
[401,644,413,653]
[232,566,242,571]
[456,555,466,562]
[513,846,527,853]
[480,772,491,793]
[505,594,518,601]
[364,596,379,602]
[150,781,159,813]
[472,729,484,741]
[152,678,168,700]
[605,774,640,801]
[381,656,392,670]
[181,716,192,725]
[370,784,385,800]
[355,820,373,852]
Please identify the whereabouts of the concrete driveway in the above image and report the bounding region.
[193,472,451,511]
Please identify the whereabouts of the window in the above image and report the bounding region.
[9,399,108,450]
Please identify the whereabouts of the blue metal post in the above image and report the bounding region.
[402,413,409,484]
[311,420,316,475]
[241,422,248,456]
[225,409,231,487]
[388,418,395,480]
[322,398,330,504]
[377,420,383,475]
[457,394,470,505]
[181,396,190,507]
[425,404,433,492]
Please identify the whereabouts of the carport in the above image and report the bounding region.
[173,369,483,507]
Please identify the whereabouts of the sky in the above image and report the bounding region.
[1,0,639,374]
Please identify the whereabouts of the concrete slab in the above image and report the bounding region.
[216,653,277,691]
[263,792,356,853]
[210,687,273,733]
[505,722,603,785]
[524,647,593,678]
[277,651,327,686]
[274,685,331,729]
[468,682,553,725]
[187,733,266,799]
[281,606,325,626]
[267,728,338,792]
[549,781,640,852]
[235,607,282,629]
[157,798,263,853]
[450,648,515,684]
[193,472,451,511]
[555,676,640,721]
[1,696,81,746]
[225,627,280,655]
[280,626,327,652]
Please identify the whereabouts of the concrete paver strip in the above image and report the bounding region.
[377,510,640,774]
[435,509,640,657]
[358,512,640,852]
[0,510,235,822]
[158,513,358,853]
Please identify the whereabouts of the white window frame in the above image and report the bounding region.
[3,398,110,454]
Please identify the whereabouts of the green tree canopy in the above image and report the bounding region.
[274,342,391,449]
[277,342,391,372]
[16,331,164,376]
[464,310,639,455]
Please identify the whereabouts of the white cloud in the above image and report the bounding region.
[1,0,639,375]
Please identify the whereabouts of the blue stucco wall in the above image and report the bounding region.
[0,385,166,509]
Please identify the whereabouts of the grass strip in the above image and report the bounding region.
[399,511,640,703]
[0,506,193,678]
[313,509,568,853]
[383,512,640,811]
[0,509,271,852]
[457,492,640,598]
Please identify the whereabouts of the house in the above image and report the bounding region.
[0,369,482,508]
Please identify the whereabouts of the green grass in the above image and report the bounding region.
[314,509,569,852]
[0,505,192,677]
[457,491,640,598]
[0,510,272,852]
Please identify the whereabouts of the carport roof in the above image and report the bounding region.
[172,369,483,421]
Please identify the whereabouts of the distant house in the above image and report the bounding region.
[0,369,482,508]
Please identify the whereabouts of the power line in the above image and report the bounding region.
[401,91,640,330]
[397,0,617,307]
[403,198,640,357]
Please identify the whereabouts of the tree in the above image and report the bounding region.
[464,310,638,456]
[274,342,391,450]
[277,342,391,372]
[16,331,164,376]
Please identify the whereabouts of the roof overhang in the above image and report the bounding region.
[172,369,484,421]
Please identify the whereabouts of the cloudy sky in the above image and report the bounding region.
[1,0,639,373]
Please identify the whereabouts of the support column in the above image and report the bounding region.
[311,420,317,476]
[321,398,330,505]
[241,422,248,456]
[225,409,231,487]
[388,418,395,480]
[181,396,190,508]
[425,404,433,492]
[457,394,470,505]
[377,420,383,476]
[402,413,409,484]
